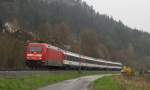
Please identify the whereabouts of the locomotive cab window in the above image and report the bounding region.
[30,47,42,53]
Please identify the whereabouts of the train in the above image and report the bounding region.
[25,43,123,70]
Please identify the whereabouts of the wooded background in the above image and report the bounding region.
[0,0,149,71]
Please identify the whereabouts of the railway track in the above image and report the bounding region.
[0,69,112,78]
[0,66,120,78]
[0,70,79,77]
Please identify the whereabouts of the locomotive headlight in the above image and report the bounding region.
[27,57,30,59]
[37,54,42,57]
[27,54,32,57]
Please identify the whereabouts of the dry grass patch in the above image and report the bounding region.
[115,75,150,90]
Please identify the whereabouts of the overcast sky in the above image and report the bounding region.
[83,0,150,33]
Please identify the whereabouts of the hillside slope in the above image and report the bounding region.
[0,0,149,70]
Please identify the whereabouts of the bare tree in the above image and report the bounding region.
[51,22,73,49]
[80,29,99,57]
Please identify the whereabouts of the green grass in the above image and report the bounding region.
[93,75,150,90]
[0,71,97,90]
[93,76,120,90]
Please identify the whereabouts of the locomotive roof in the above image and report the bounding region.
[29,43,49,46]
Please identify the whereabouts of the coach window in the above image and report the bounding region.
[64,55,67,60]
[69,56,72,60]
[72,56,75,61]
[97,62,103,65]
[67,55,70,60]
[75,57,78,61]
[77,57,79,61]
[66,55,69,60]
[74,56,76,61]
[69,56,71,60]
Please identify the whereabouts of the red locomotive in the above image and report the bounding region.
[25,43,123,70]
[25,43,64,68]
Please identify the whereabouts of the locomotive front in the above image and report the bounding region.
[25,43,47,68]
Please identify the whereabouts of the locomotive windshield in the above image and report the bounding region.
[30,47,42,53]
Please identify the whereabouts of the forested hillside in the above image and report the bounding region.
[0,0,149,70]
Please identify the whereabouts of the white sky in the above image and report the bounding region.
[83,0,150,32]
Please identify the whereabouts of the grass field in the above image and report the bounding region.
[93,76,119,90]
[0,71,98,90]
[93,75,150,90]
